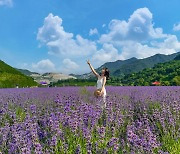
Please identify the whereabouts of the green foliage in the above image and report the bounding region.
[0,60,38,88]
[161,132,180,153]
[16,106,26,122]
[0,60,23,75]
[112,52,179,76]
[172,76,180,85]
[53,125,88,153]
[120,60,180,86]
[174,54,180,60]
[79,86,90,95]
[4,113,14,126]
[50,78,97,87]
[50,77,122,87]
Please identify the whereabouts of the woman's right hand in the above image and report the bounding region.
[86,60,90,65]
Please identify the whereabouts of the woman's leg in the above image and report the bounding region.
[102,88,107,108]
[103,94,106,108]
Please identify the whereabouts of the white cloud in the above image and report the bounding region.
[63,58,79,69]
[119,40,177,60]
[117,34,180,60]
[89,28,98,36]
[36,9,180,74]
[98,7,180,60]
[32,59,56,73]
[62,58,79,74]
[173,23,180,31]
[0,0,13,7]
[92,43,123,65]
[100,7,167,44]
[152,35,180,50]
[37,13,97,57]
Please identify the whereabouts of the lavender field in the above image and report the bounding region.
[0,86,180,154]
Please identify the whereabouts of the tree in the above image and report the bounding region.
[172,76,180,85]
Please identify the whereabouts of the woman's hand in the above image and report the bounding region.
[86,60,99,78]
[86,59,90,65]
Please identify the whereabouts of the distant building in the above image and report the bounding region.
[152,81,160,85]
[40,81,48,86]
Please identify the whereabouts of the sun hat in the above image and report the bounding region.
[94,89,102,97]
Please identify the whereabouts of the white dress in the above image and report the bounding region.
[96,76,107,104]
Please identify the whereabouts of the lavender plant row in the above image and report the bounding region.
[0,86,179,154]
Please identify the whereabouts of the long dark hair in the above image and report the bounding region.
[103,67,110,80]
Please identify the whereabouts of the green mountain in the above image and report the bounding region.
[77,52,180,79]
[16,68,40,76]
[97,57,138,75]
[174,54,180,60]
[120,57,180,86]
[105,52,180,77]
[0,60,38,88]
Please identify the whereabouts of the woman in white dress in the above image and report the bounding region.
[86,60,110,107]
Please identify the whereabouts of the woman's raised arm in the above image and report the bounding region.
[87,60,99,78]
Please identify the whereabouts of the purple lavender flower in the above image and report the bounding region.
[75,144,81,154]
[0,86,179,153]
[30,104,36,114]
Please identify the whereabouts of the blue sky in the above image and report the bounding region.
[0,0,180,75]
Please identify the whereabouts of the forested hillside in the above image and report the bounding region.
[0,60,38,88]
[120,57,180,86]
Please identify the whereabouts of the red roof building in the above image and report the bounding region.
[152,81,160,85]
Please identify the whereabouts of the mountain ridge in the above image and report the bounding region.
[120,56,180,86]
[16,70,77,84]
[75,52,180,79]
